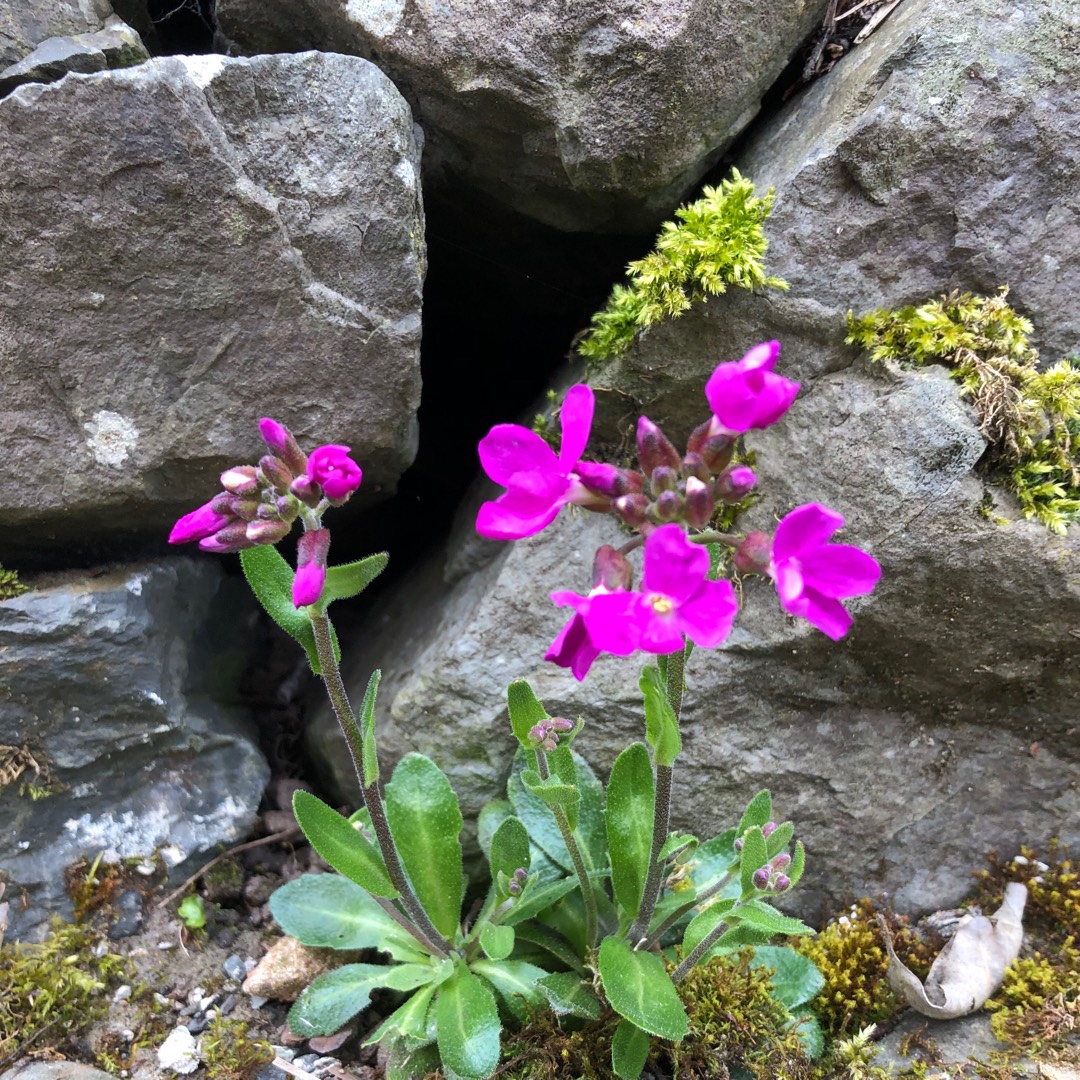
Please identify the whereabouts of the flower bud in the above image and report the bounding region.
[227,497,261,522]
[682,452,711,483]
[575,461,646,499]
[210,491,238,518]
[650,466,679,497]
[551,718,574,732]
[762,822,778,838]
[293,527,330,607]
[507,878,522,896]
[220,465,259,497]
[246,519,291,545]
[716,465,757,504]
[752,867,771,891]
[258,455,294,494]
[701,434,736,475]
[276,495,301,522]
[290,474,322,507]
[773,874,791,893]
[592,545,633,592]
[653,489,682,522]
[734,836,744,852]
[770,852,791,872]
[734,531,773,575]
[198,520,253,554]
[636,416,681,476]
[614,493,649,530]
[259,418,308,476]
[684,476,715,529]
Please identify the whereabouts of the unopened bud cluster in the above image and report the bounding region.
[752,852,792,894]
[527,717,575,752]
[506,867,528,896]
[734,821,779,852]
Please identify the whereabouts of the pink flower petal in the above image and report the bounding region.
[799,545,882,598]
[773,560,805,606]
[740,340,781,371]
[558,384,595,469]
[676,580,738,648]
[545,612,601,681]
[637,603,687,655]
[579,592,643,655]
[704,342,798,433]
[780,586,853,640]
[478,424,559,486]
[476,497,561,540]
[169,500,232,544]
[641,524,709,603]
[772,503,844,562]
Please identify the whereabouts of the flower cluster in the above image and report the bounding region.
[477,341,881,679]
[169,418,363,608]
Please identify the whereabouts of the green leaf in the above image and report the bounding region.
[503,875,581,926]
[511,922,587,975]
[320,552,388,605]
[536,971,600,1019]
[479,924,515,961]
[292,790,397,898]
[681,899,735,956]
[488,815,530,901]
[788,1006,825,1059]
[732,900,815,937]
[765,821,793,859]
[385,754,464,939]
[658,832,697,863]
[597,936,688,1041]
[477,800,512,862]
[358,669,380,787]
[506,680,549,748]
[240,545,337,673]
[547,743,579,829]
[520,768,580,812]
[787,841,806,889]
[363,983,437,1045]
[606,742,655,921]
[470,959,548,1021]
[612,1020,650,1080]
[737,790,772,834]
[640,666,681,766]
[436,967,501,1080]
[269,873,406,952]
[739,826,768,897]
[749,947,824,1009]
[288,962,433,1037]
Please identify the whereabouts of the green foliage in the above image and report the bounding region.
[199,1015,274,1080]
[177,893,206,930]
[578,170,788,366]
[846,288,1080,532]
[0,921,131,1061]
[0,564,29,601]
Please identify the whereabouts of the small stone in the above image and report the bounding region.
[293,1054,319,1072]
[216,929,236,949]
[312,1057,339,1073]
[112,984,133,1003]
[243,937,342,1002]
[186,1014,209,1036]
[248,994,269,1009]
[157,1025,201,1074]
[219,993,238,1015]
[223,954,248,982]
[154,993,171,1007]
[254,1066,287,1080]
[272,1046,296,1062]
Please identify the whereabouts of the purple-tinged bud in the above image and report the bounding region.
[256,501,281,520]
[614,493,650,529]
[687,422,735,473]
[293,528,330,608]
[259,418,308,476]
[637,416,681,476]
[258,455,294,494]
[716,465,757,504]
[592,545,633,592]
[541,738,557,751]
[290,474,322,507]
[653,489,682,522]
[752,867,771,891]
[507,879,522,896]
[773,874,791,893]
[169,499,233,545]
[220,465,260,497]
[734,531,773,575]
[551,717,574,732]
[770,852,791,872]
[762,822,778,839]
[513,867,528,884]
[227,497,261,522]
[734,836,744,852]
[528,723,548,746]
[276,495,301,522]
[210,491,238,517]
[576,461,646,499]
[684,476,715,529]
[198,520,254,554]
[682,452,711,483]
[650,466,678,496]
[246,519,291,546]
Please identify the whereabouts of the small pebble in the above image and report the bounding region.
[158,940,177,950]
[249,994,269,1009]
[219,993,238,1015]
[312,1057,339,1073]
[293,1054,320,1072]
[154,993,171,1007]
[223,954,248,982]
[112,984,133,1004]
[254,1066,287,1080]
[186,1014,210,1036]
[157,1025,200,1074]
[272,1046,296,1062]
[135,860,158,876]
[216,928,236,949]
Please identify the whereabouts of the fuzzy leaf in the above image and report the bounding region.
[291,791,396,899]
[358,669,381,787]
[598,936,688,1041]
[737,790,772,835]
[502,876,581,926]
[471,959,548,1021]
[681,899,736,956]
[479,924,515,962]
[611,1020,650,1080]
[734,900,815,937]
[436,967,501,1080]
[739,826,768,897]
[488,815,530,901]
[606,742,655,921]
[640,665,681,766]
[384,754,464,939]
[320,552,388,605]
[765,821,794,859]
[269,874,406,951]
[749,947,825,1009]
[363,983,437,1046]
[506,680,549,748]
[536,972,600,1019]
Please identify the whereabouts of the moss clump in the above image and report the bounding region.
[793,898,937,1036]
[846,288,1080,533]
[200,1015,275,1080]
[0,920,131,1063]
[578,170,788,367]
[0,565,28,601]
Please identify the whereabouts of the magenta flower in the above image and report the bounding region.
[477,384,595,540]
[769,503,881,640]
[308,444,363,500]
[705,341,800,434]
[553,525,738,664]
[545,608,603,681]
[169,499,234,545]
[293,528,331,607]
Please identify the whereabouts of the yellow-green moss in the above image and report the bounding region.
[0,564,28,601]
[846,288,1080,533]
[200,1015,275,1080]
[578,170,788,368]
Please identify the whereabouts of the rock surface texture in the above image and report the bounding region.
[0,51,424,565]
[0,561,269,939]
[307,0,1080,915]
[0,0,114,68]
[215,0,828,231]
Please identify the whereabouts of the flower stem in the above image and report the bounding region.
[535,751,598,948]
[671,915,730,983]
[308,611,452,958]
[627,645,686,947]
[641,870,735,951]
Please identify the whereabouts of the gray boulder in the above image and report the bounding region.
[0,17,148,96]
[0,0,113,69]
[215,0,829,231]
[0,51,424,566]
[0,559,269,940]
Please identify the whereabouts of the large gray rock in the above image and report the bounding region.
[216,0,828,231]
[0,51,424,566]
[0,0,113,69]
[0,560,269,940]
[307,361,1080,917]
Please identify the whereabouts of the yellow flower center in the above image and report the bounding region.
[650,594,674,614]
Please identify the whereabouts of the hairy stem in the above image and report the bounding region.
[672,916,730,984]
[641,870,735,951]
[309,611,452,958]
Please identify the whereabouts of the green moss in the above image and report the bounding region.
[0,564,28,601]
[578,170,788,368]
[200,1015,275,1080]
[0,920,131,1064]
[846,288,1080,533]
